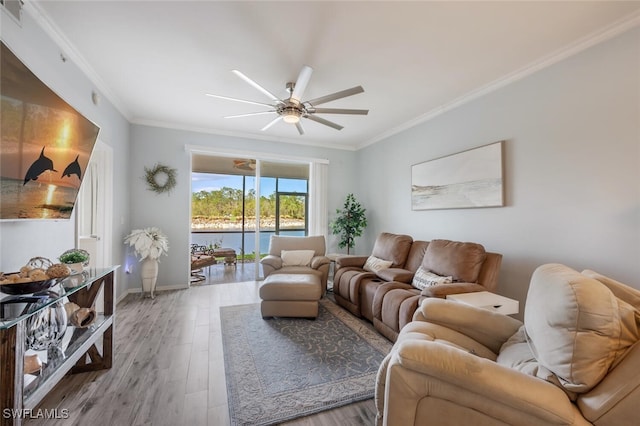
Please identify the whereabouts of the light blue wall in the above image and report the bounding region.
[0,8,131,298]
[127,125,358,290]
[356,27,640,310]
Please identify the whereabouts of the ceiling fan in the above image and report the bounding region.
[206,65,368,135]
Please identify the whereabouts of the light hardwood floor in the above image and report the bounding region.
[27,280,378,426]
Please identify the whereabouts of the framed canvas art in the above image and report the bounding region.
[411,141,504,210]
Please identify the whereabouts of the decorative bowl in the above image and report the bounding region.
[0,275,60,295]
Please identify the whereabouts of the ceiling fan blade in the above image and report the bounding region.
[205,93,273,108]
[261,116,282,131]
[305,114,343,131]
[232,70,283,103]
[295,121,305,135]
[224,111,276,119]
[290,65,313,103]
[311,108,368,115]
[305,86,364,106]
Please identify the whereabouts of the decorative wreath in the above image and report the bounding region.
[144,163,177,194]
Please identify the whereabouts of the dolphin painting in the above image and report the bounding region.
[62,155,82,180]
[23,146,57,185]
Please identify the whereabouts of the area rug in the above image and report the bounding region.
[220,298,392,426]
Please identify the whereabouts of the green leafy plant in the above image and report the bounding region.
[330,193,367,254]
[207,237,223,251]
[59,249,90,265]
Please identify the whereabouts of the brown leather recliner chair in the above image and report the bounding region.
[333,233,413,318]
[372,239,503,342]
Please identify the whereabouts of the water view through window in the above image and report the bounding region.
[191,172,308,259]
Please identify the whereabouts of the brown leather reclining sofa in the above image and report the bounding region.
[333,232,502,341]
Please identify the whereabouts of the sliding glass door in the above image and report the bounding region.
[191,155,310,280]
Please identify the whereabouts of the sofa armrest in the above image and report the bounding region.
[420,282,486,298]
[383,340,579,426]
[336,255,368,269]
[376,268,414,283]
[375,281,414,298]
[413,298,522,354]
[260,255,282,277]
[372,281,416,321]
[578,341,640,423]
[310,255,331,270]
[260,255,282,269]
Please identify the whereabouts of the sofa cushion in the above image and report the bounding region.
[268,235,326,257]
[281,249,315,267]
[371,233,413,268]
[404,240,429,273]
[411,266,452,291]
[421,239,486,283]
[581,269,640,311]
[497,326,562,388]
[525,264,640,396]
[363,256,393,273]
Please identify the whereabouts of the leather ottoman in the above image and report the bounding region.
[259,273,322,319]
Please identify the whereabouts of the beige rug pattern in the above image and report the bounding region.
[221,298,392,425]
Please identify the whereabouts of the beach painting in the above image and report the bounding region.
[1,42,100,220]
[411,141,504,210]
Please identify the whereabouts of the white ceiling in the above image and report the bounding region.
[30,1,640,151]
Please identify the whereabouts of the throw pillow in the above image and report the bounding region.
[363,256,393,273]
[411,266,453,291]
[281,250,315,267]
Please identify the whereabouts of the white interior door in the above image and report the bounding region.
[76,140,113,311]
[77,140,113,268]
[77,160,100,267]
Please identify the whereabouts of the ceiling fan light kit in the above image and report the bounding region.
[207,65,368,134]
[282,108,301,124]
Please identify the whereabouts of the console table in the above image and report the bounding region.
[0,266,117,425]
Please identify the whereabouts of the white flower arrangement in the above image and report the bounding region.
[124,227,169,261]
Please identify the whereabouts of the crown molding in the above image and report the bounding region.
[25,1,133,120]
[359,9,640,150]
[24,2,639,153]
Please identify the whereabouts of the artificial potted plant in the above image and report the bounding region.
[330,193,367,255]
[59,249,90,275]
[124,227,169,298]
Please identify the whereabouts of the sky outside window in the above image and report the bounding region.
[192,173,306,194]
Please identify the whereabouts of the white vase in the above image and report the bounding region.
[66,262,84,275]
[140,258,159,299]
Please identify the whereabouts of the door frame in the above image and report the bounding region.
[186,145,328,282]
[275,191,308,235]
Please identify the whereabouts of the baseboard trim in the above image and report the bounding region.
[115,284,189,305]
